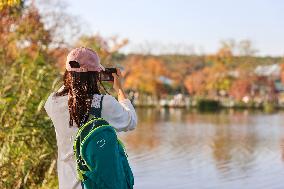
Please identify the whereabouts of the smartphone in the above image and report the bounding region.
[99,68,117,81]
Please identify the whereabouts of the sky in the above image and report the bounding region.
[64,0,284,56]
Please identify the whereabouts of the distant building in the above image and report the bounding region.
[254,64,280,78]
[253,64,283,103]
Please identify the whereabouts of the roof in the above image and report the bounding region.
[254,64,280,77]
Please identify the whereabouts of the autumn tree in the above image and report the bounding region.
[238,40,258,56]
[281,60,284,85]
[184,41,235,97]
[0,0,25,64]
[229,78,252,100]
[184,67,210,96]
[206,40,234,66]
[124,56,167,98]
[162,55,205,94]
[184,63,233,97]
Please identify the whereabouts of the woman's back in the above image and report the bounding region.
[44,47,137,189]
[45,90,137,189]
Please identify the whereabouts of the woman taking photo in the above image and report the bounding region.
[44,47,137,189]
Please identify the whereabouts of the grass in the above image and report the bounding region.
[0,50,61,188]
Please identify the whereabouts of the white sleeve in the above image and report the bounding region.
[101,95,137,132]
[44,87,63,118]
[44,92,55,118]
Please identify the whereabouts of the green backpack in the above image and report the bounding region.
[73,95,134,189]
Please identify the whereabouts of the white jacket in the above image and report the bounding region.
[44,89,137,189]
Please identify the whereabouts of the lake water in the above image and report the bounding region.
[119,108,284,189]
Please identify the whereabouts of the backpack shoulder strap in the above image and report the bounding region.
[89,94,104,118]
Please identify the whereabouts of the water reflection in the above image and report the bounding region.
[119,108,284,189]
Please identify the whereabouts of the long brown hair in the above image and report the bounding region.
[55,70,107,128]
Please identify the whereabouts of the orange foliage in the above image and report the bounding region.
[124,56,167,97]
[0,5,51,64]
[281,63,284,85]
[184,67,210,96]
[206,47,233,66]
[229,78,252,100]
[184,64,229,96]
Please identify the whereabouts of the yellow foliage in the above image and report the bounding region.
[0,0,21,10]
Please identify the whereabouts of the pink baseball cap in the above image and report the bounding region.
[65,47,105,72]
